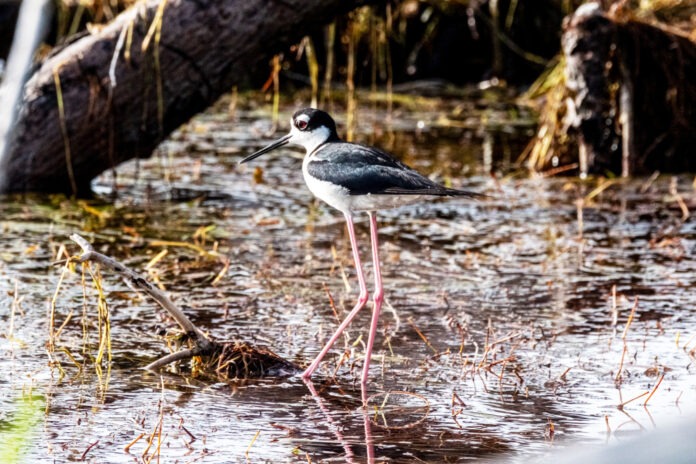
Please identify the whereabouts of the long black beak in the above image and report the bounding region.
[239,134,292,164]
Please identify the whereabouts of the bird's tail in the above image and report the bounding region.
[442,187,489,199]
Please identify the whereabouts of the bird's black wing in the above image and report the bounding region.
[307,143,482,198]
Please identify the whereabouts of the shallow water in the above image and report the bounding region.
[1,100,696,463]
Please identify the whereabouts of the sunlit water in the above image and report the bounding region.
[1,100,695,463]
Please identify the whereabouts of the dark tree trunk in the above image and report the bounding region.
[617,19,696,174]
[562,5,620,175]
[563,4,696,176]
[1,0,377,194]
[0,1,20,60]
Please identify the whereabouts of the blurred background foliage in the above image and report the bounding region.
[0,0,694,174]
[2,1,693,93]
[3,0,581,89]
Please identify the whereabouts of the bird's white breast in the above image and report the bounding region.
[302,155,351,213]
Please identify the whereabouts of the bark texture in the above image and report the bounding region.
[2,0,376,194]
[563,4,696,175]
[562,4,620,174]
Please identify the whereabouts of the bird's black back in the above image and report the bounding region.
[307,142,481,198]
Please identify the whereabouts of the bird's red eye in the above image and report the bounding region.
[296,119,308,130]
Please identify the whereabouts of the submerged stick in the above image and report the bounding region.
[144,349,197,371]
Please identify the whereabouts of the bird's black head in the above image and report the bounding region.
[292,108,339,140]
[240,108,340,164]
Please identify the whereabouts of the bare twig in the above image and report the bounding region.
[408,317,438,354]
[621,298,638,340]
[124,433,145,453]
[68,233,213,352]
[617,390,649,410]
[669,176,690,221]
[246,430,261,461]
[643,373,665,407]
[616,297,638,383]
[80,440,99,461]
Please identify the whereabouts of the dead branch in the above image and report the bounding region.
[67,233,296,377]
[144,349,197,371]
[69,233,213,349]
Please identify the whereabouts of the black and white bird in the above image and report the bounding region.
[241,108,482,385]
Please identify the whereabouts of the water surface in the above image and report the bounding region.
[1,100,695,462]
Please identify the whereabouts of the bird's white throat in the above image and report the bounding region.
[288,125,332,155]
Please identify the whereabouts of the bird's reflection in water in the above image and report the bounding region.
[303,379,375,463]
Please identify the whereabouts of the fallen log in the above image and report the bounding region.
[0,0,376,194]
[66,233,297,378]
[0,0,54,186]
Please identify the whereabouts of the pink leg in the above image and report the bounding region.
[302,213,369,379]
[361,211,384,385]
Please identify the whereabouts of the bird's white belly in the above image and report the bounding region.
[303,172,352,212]
[302,165,423,213]
[347,193,424,211]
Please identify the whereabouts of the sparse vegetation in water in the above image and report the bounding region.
[1,102,695,461]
